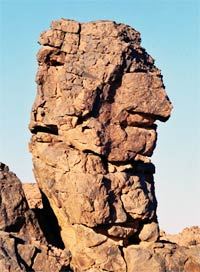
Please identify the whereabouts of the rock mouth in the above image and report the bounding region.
[30,121,158,165]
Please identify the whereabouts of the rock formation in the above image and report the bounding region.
[28,18,173,270]
[2,19,199,272]
[0,162,71,271]
[160,226,200,247]
[22,181,200,272]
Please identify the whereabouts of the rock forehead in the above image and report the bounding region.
[29,19,172,271]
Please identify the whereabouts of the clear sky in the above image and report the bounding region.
[0,0,199,234]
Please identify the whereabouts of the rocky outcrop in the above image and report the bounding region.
[160,226,200,247]
[0,162,71,271]
[29,19,174,271]
[123,241,200,272]
[2,18,198,271]
[2,166,200,272]
[0,163,44,242]
[0,231,71,272]
[23,182,200,272]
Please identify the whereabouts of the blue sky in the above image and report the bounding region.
[0,0,199,234]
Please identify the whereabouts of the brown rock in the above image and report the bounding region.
[29,19,173,270]
[0,231,23,272]
[0,162,27,232]
[124,245,165,272]
[184,258,200,272]
[138,221,160,242]
[160,226,200,247]
[22,182,43,209]
[124,242,200,272]
[0,163,71,271]
[0,230,71,272]
[2,18,200,272]
[0,162,43,242]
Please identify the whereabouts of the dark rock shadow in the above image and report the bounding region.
[34,191,65,249]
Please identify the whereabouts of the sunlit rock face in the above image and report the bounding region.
[29,19,172,271]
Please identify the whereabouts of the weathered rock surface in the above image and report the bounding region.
[1,19,199,271]
[0,162,71,271]
[21,182,200,271]
[22,182,43,209]
[124,241,200,272]
[2,18,192,271]
[0,231,71,272]
[28,18,174,270]
[2,165,200,272]
[0,163,44,242]
[160,226,200,247]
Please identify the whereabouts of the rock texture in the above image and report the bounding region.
[160,226,200,247]
[0,162,71,271]
[0,163,44,242]
[0,18,194,271]
[123,241,200,272]
[28,19,174,271]
[22,183,43,209]
[22,181,200,272]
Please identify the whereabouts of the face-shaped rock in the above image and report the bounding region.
[29,19,172,269]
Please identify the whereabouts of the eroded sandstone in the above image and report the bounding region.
[1,18,200,272]
[29,19,173,271]
[22,183,43,209]
[0,162,71,271]
[160,226,200,247]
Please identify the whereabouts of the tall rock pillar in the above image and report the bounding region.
[29,19,172,271]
